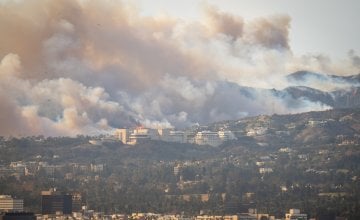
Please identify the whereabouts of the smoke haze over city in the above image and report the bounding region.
[1,0,360,136]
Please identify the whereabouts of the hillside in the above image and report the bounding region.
[0,108,359,218]
[281,71,360,108]
[210,108,360,148]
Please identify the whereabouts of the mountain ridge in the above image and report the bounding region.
[286,70,360,84]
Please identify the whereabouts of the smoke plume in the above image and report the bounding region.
[0,0,359,136]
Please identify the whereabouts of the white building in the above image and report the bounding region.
[259,167,273,174]
[0,195,24,212]
[168,131,186,143]
[279,147,292,153]
[246,127,268,136]
[174,164,182,176]
[90,164,104,173]
[256,161,265,166]
[157,128,171,141]
[218,130,236,141]
[285,209,307,220]
[114,129,130,144]
[157,129,187,143]
[195,131,222,147]
[115,127,235,147]
[307,120,326,127]
[115,127,160,145]
[128,128,154,145]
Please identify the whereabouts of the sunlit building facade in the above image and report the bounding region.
[0,195,23,212]
[115,127,236,147]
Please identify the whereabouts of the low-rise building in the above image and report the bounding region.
[237,213,256,220]
[307,120,326,128]
[246,127,268,136]
[259,167,273,174]
[218,131,236,141]
[90,164,105,173]
[195,215,223,220]
[0,212,36,220]
[0,195,24,212]
[285,209,307,220]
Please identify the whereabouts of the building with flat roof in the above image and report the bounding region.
[115,128,130,144]
[71,192,82,212]
[41,189,72,215]
[0,212,36,220]
[259,168,273,174]
[0,195,23,212]
[115,127,160,145]
[115,127,236,147]
[195,131,222,147]
[218,130,236,141]
[285,209,307,220]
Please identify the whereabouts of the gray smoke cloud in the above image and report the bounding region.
[204,5,244,40]
[0,0,359,136]
[349,49,360,68]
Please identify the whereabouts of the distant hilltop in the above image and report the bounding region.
[114,127,236,147]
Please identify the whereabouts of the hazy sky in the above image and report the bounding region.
[134,0,360,59]
[0,0,359,136]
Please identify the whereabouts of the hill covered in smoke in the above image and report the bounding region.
[1,0,360,136]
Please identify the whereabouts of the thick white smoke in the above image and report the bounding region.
[0,0,358,136]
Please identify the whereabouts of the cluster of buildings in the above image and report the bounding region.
[1,191,308,220]
[0,160,106,181]
[0,194,308,220]
[1,187,343,220]
[114,127,236,147]
[0,189,82,220]
[126,209,307,220]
